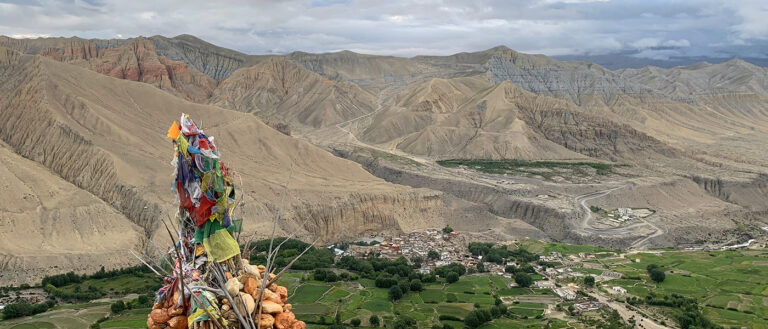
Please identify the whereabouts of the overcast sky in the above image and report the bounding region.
[1,0,767,59]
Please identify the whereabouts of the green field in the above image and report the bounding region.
[279,274,567,328]
[601,249,768,328]
[436,159,622,179]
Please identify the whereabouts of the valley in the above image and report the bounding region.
[0,34,767,285]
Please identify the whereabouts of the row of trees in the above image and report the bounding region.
[465,298,508,328]
[467,242,539,265]
[247,238,335,271]
[1,300,56,320]
[40,265,153,288]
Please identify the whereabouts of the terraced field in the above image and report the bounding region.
[277,273,560,328]
[600,249,768,329]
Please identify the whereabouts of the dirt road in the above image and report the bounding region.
[590,291,671,329]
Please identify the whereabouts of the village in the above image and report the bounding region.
[335,228,637,317]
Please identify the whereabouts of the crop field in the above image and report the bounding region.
[279,274,562,328]
[436,159,622,180]
[600,249,768,328]
[0,303,112,329]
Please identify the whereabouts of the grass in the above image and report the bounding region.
[601,249,768,328]
[436,159,623,179]
[349,146,424,168]
[288,284,331,304]
[284,275,512,327]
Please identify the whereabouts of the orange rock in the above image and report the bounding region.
[290,320,307,329]
[226,272,233,280]
[146,316,154,328]
[276,286,288,303]
[149,308,170,324]
[168,307,184,316]
[167,315,188,329]
[274,311,296,329]
[261,300,283,314]
[283,304,292,312]
[152,303,162,310]
[257,265,266,274]
[257,313,275,329]
[243,277,258,295]
[268,283,279,292]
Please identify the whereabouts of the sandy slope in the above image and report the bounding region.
[0,48,445,283]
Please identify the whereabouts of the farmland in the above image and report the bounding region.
[276,273,558,328]
[598,249,768,328]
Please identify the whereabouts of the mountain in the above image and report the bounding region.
[0,36,217,102]
[0,47,445,284]
[2,34,768,271]
[208,57,377,128]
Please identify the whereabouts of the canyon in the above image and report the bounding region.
[1,35,767,284]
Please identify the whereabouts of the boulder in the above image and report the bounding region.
[261,300,283,314]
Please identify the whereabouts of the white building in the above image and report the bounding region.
[535,280,556,289]
[611,286,627,295]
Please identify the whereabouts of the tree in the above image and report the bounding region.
[442,225,454,234]
[350,318,361,327]
[410,256,423,267]
[649,269,666,283]
[514,272,533,288]
[336,312,343,324]
[647,264,666,283]
[110,300,126,314]
[398,281,410,294]
[446,272,459,284]
[410,279,423,292]
[504,265,518,273]
[393,316,417,329]
[369,315,380,327]
[428,250,440,260]
[584,276,595,287]
[476,262,485,273]
[389,285,403,301]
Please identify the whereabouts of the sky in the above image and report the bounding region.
[1,0,767,59]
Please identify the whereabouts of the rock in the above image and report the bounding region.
[283,303,292,312]
[167,315,187,329]
[149,308,170,324]
[239,292,256,314]
[276,285,288,303]
[257,313,275,329]
[243,277,259,295]
[274,311,296,329]
[244,264,263,280]
[290,320,307,329]
[226,278,243,297]
[251,287,280,303]
[268,283,279,292]
[261,300,283,314]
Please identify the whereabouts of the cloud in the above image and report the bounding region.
[0,0,765,59]
[630,38,691,49]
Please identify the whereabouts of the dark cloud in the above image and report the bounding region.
[0,0,766,58]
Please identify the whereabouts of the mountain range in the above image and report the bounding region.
[1,34,767,284]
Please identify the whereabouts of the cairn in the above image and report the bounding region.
[147,114,305,329]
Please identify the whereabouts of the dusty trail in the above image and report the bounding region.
[574,183,665,248]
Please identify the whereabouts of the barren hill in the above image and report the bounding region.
[208,57,378,128]
[0,36,217,102]
[0,47,445,284]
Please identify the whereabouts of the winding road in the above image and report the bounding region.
[574,183,665,249]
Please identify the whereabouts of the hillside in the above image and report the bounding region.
[0,47,446,284]
[208,57,378,128]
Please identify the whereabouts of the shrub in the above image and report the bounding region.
[515,272,533,288]
[446,272,459,284]
[389,285,403,301]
